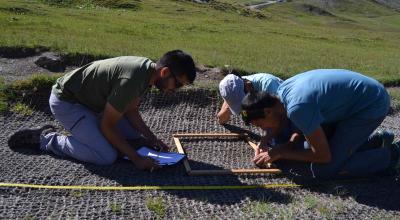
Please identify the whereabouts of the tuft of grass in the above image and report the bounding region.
[316,203,333,219]
[277,207,295,220]
[301,194,345,219]
[250,200,270,216]
[10,102,33,116]
[70,190,85,198]
[23,215,35,220]
[244,196,274,217]
[0,74,60,114]
[6,74,60,101]
[146,197,166,218]
[9,74,60,92]
[109,202,122,214]
[303,195,318,210]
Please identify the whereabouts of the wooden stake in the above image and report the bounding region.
[246,139,258,151]
[245,138,272,168]
[173,137,191,172]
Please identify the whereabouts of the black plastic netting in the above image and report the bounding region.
[1,89,399,219]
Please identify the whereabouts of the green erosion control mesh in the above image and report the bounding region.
[0,89,399,219]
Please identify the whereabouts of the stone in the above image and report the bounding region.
[34,52,65,72]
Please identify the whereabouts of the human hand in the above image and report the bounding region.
[255,137,272,157]
[253,149,280,168]
[255,143,271,157]
[217,110,230,125]
[150,138,170,152]
[135,156,160,171]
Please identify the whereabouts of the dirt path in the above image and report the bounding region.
[247,0,283,10]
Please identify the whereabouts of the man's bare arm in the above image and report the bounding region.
[125,98,169,150]
[217,100,231,124]
[277,126,331,163]
[253,127,331,166]
[101,102,159,170]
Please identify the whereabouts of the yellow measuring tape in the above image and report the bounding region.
[0,182,301,190]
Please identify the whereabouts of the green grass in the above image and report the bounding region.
[10,102,33,116]
[0,0,399,84]
[40,0,140,9]
[109,202,122,214]
[0,74,59,114]
[5,74,60,100]
[244,195,295,218]
[220,0,270,6]
[301,194,345,219]
[303,195,318,210]
[244,193,384,219]
[388,87,400,112]
[245,197,271,216]
[70,190,85,198]
[145,197,166,218]
[23,215,35,220]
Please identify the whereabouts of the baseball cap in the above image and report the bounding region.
[219,74,245,115]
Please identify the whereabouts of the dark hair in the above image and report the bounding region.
[241,91,279,124]
[156,50,196,84]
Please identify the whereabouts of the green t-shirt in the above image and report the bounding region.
[52,56,154,113]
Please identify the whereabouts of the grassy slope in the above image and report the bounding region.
[0,0,399,83]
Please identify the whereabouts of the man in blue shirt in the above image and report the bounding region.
[241,69,399,178]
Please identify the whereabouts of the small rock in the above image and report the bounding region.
[34,52,65,72]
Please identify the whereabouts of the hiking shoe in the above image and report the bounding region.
[371,130,395,148]
[382,141,400,176]
[8,124,56,149]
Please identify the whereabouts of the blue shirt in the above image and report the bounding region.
[243,73,283,95]
[277,69,389,136]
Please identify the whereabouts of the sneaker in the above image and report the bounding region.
[372,130,395,148]
[380,142,400,176]
[8,124,56,149]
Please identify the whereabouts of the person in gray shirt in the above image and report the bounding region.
[8,50,196,171]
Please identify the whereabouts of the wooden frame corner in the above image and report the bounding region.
[173,133,282,176]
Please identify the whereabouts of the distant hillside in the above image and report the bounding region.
[192,0,400,11]
[303,0,400,10]
[373,0,400,10]
[1,0,399,83]
[40,0,141,9]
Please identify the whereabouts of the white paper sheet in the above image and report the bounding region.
[123,146,186,166]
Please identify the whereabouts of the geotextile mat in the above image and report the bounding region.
[1,89,399,219]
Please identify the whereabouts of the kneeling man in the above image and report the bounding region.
[241,69,399,178]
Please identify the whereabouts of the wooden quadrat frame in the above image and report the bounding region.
[173,133,282,176]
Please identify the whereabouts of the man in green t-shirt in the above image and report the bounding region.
[8,50,196,171]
